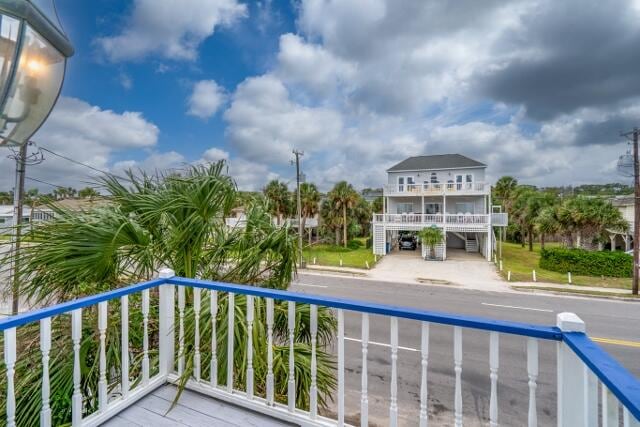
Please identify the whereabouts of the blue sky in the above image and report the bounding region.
[2,0,639,192]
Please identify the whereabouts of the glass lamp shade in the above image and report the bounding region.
[0,0,73,147]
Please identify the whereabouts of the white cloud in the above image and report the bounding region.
[96,0,248,62]
[223,74,343,164]
[0,97,159,191]
[187,80,226,119]
[199,147,278,190]
[202,147,230,162]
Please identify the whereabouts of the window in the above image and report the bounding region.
[430,172,438,183]
[465,174,473,189]
[455,202,475,214]
[455,174,463,190]
[398,176,404,192]
[425,203,441,214]
[396,203,414,214]
[0,218,5,224]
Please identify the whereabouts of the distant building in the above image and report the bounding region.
[361,188,383,203]
[609,196,633,251]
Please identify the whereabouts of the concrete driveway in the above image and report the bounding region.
[371,248,508,291]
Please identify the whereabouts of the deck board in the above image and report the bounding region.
[101,385,294,427]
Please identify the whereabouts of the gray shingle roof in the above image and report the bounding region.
[387,154,486,172]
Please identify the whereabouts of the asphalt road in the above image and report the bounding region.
[290,272,640,427]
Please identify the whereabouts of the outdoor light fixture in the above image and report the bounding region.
[0,0,73,147]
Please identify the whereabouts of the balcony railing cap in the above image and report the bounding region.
[556,312,586,333]
[159,268,176,278]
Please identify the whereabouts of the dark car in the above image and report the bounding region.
[399,235,417,250]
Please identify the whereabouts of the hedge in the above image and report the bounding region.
[539,248,633,278]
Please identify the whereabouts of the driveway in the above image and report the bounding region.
[371,248,508,291]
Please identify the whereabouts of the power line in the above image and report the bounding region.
[37,146,132,182]
[25,176,102,191]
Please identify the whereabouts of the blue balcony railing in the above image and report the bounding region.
[1,270,639,426]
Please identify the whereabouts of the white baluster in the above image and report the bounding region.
[390,317,398,427]
[419,322,430,427]
[40,318,52,427]
[489,332,499,427]
[309,304,318,418]
[246,295,254,399]
[338,309,345,426]
[72,309,83,426]
[624,408,640,427]
[178,286,185,376]
[361,313,369,427]
[527,338,538,427]
[4,327,16,427]
[121,295,129,397]
[193,287,201,381]
[227,292,235,392]
[98,301,108,411]
[453,326,462,427]
[602,384,619,427]
[210,290,218,387]
[266,298,275,406]
[288,301,296,412]
[142,289,150,386]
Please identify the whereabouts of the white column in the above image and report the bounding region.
[610,234,616,252]
[557,312,594,427]
[158,269,176,378]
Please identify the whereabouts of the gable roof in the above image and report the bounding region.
[387,154,486,172]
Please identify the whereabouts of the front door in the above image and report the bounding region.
[424,203,442,215]
[455,175,463,190]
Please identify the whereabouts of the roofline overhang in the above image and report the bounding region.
[386,165,487,173]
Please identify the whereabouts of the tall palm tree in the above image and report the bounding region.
[320,197,342,245]
[535,205,560,249]
[298,182,320,243]
[494,176,518,213]
[263,180,291,225]
[6,163,337,426]
[328,181,358,247]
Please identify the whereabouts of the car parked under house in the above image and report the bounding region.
[372,154,508,260]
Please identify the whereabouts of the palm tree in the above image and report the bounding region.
[298,182,320,244]
[535,205,560,249]
[494,176,518,212]
[263,180,291,225]
[78,186,100,199]
[328,181,358,247]
[419,226,444,259]
[6,163,337,426]
[320,198,342,245]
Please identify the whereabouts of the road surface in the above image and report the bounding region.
[291,272,640,426]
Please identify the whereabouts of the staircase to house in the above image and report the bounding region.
[465,235,478,253]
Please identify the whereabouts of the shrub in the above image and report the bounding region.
[539,248,633,277]
[347,239,363,249]
[365,236,373,249]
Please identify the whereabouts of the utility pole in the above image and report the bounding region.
[11,143,27,315]
[293,150,304,268]
[621,128,639,295]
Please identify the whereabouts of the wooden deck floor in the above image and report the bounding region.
[101,385,294,427]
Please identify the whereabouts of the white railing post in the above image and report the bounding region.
[121,295,130,397]
[177,286,185,376]
[527,338,538,427]
[489,332,499,427]
[159,268,176,378]
[227,292,235,393]
[309,304,318,417]
[454,326,463,427]
[288,301,296,412]
[557,312,594,427]
[419,322,430,427]
[361,313,369,427]
[338,309,345,426]
[210,290,218,388]
[193,287,202,381]
[4,327,16,427]
[390,317,398,427]
[142,289,150,386]
[98,301,108,411]
[72,309,83,426]
[40,318,52,427]
[266,298,275,406]
[246,295,254,399]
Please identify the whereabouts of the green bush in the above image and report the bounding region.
[539,248,633,277]
[365,236,373,249]
[347,239,363,249]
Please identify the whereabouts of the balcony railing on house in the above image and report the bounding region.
[1,271,639,426]
[373,213,492,225]
[383,182,489,196]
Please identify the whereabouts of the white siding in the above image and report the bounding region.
[387,167,486,186]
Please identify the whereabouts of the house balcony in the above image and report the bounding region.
[1,271,639,427]
[373,213,508,231]
[383,181,489,197]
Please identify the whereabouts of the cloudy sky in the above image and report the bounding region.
[2,0,639,192]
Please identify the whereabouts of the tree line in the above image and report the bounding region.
[493,176,628,251]
[0,186,100,205]
[263,180,374,248]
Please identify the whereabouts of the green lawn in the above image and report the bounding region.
[500,242,631,289]
[303,238,377,269]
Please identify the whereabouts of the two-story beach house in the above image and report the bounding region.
[372,154,508,260]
